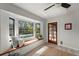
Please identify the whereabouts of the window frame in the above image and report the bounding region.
[9,17,15,36]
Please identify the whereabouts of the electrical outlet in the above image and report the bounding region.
[60,41,63,45]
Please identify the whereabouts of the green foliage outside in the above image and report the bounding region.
[19,21,33,35]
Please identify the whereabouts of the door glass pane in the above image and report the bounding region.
[48,23,57,44]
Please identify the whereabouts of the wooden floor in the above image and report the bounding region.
[25,43,79,56]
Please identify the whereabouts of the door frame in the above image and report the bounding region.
[48,22,58,45]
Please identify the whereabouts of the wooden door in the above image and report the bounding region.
[48,22,57,44]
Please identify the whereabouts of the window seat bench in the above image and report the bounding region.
[0,38,44,56]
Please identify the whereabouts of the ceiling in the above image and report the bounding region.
[13,3,79,19]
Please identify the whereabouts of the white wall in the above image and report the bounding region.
[0,12,1,48]
[0,10,11,53]
[47,11,79,50]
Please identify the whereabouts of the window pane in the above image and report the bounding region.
[18,20,34,38]
[35,23,40,34]
[9,17,15,36]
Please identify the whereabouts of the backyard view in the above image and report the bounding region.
[18,20,34,38]
[19,20,34,35]
[9,19,41,38]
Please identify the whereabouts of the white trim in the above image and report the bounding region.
[59,44,79,51]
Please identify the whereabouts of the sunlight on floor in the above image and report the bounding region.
[33,46,48,56]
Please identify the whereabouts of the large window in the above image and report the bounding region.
[9,17,41,38]
[9,17,15,36]
[18,20,34,38]
[35,23,41,37]
[35,23,40,34]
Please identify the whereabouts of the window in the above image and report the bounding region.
[18,20,34,38]
[35,23,41,37]
[9,17,15,36]
[35,23,40,34]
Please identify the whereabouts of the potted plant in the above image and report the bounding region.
[36,33,43,40]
